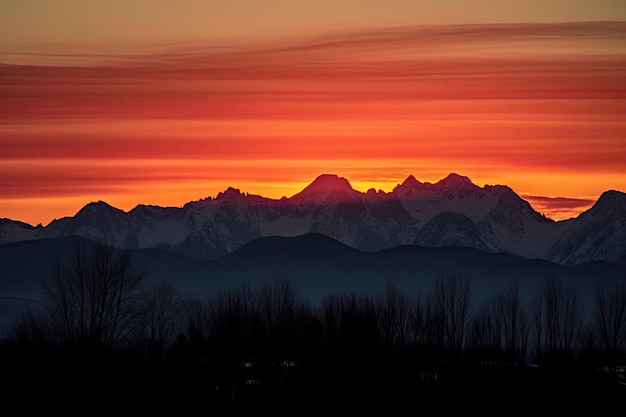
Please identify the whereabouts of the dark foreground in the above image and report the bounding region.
[1,350,624,412]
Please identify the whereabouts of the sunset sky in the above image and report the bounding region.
[1,1,625,225]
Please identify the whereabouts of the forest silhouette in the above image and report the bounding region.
[1,241,625,408]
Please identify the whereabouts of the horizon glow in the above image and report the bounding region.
[1,10,625,226]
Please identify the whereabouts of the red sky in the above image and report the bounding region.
[1,3,625,225]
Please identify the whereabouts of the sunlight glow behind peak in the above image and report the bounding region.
[1,19,625,225]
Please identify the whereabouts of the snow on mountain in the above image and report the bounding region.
[0,218,41,244]
[412,211,491,251]
[395,173,489,223]
[128,204,191,247]
[546,190,626,265]
[1,173,624,266]
[51,201,138,247]
[396,173,556,258]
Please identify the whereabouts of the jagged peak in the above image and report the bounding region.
[216,186,244,200]
[401,174,422,187]
[130,203,180,215]
[392,174,424,193]
[365,187,387,199]
[485,183,512,191]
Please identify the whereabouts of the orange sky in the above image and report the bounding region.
[1,4,626,226]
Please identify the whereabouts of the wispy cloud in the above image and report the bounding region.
[1,21,625,224]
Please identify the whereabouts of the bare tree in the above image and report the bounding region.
[320,294,342,343]
[466,298,502,362]
[497,283,529,363]
[42,239,145,349]
[206,284,261,351]
[258,281,306,346]
[188,281,317,362]
[375,282,412,349]
[183,297,212,346]
[320,292,379,347]
[3,308,50,348]
[593,282,626,368]
[532,276,586,363]
[139,284,184,362]
[531,295,543,363]
[408,295,427,348]
[433,273,471,357]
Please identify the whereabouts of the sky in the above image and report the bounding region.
[1,0,626,225]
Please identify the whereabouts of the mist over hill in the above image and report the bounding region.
[2,233,624,335]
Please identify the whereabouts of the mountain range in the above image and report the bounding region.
[2,170,626,334]
[1,173,625,266]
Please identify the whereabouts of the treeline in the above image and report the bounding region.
[1,242,625,406]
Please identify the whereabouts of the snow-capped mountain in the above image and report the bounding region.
[1,173,624,266]
[545,190,626,265]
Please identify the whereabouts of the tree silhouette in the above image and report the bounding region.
[139,284,183,363]
[433,273,471,359]
[3,267,626,406]
[258,280,309,352]
[593,282,626,370]
[42,239,145,349]
[375,281,412,349]
[532,276,586,364]
[206,284,260,356]
[497,283,529,363]
[466,297,502,362]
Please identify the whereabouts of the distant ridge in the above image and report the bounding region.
[2,233,625,334]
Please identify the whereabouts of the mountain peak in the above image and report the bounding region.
[392,174,424,195]
[437,173,475,187]
[599,189,626,200]
[77,200,117,214]
[401,174,422,187]
[289,174,359,203]
[216,186,245,201]
[1,172,625,267]
[89,200,113,207]
[73,200,125,223]
[297,174,354,195]
[308,174,353,191]
[589,190,626,214]
[431,173,481,195]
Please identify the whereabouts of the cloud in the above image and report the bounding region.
[521,194,596,220]
[1,21,624,224]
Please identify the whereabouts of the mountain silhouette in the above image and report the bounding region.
[1,173,624,266]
